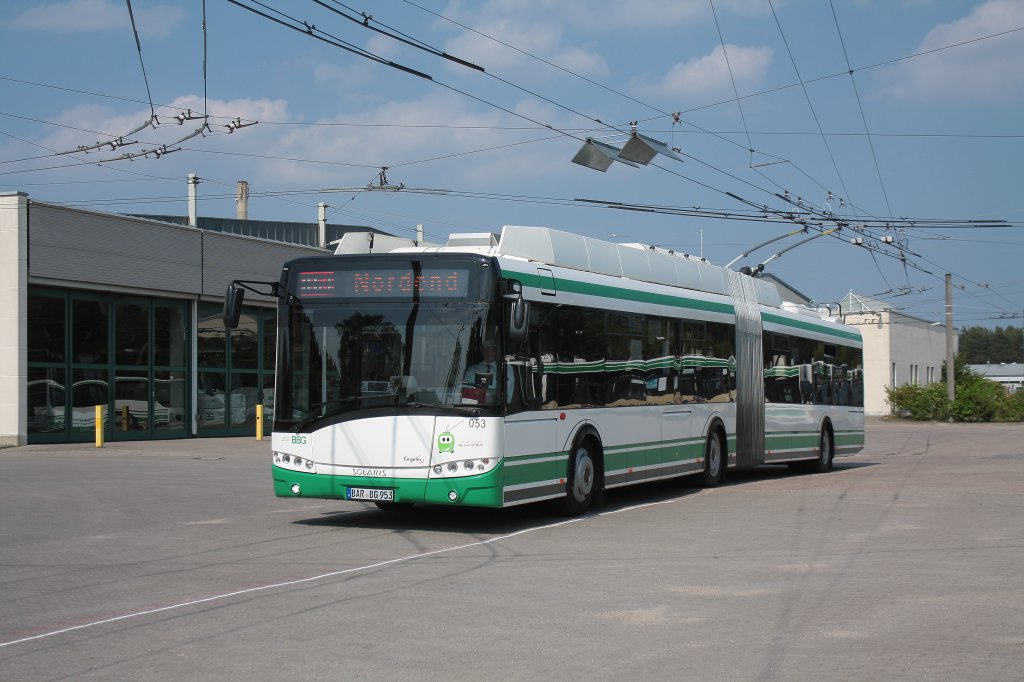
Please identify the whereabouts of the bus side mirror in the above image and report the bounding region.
[505,279,529,343]
[509,298,530,343]
[223,283,244,330]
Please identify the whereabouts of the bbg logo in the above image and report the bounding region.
[291,435,307,445]
[437,432,455,453]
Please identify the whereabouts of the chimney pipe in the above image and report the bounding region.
[187,173,198,227]
[235,180,249,220]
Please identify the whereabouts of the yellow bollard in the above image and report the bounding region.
[95,405,104,448]
[121,405,129,432]
[256,404,264,441]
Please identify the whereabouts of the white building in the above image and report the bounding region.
[0,190,386,446]
[841,292,956,415]
[969,363,1024,393]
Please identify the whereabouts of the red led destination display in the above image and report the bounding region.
[297,268,470,299]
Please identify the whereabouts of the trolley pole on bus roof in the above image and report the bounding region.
[946,274,955,412]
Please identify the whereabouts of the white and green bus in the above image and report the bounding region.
[225,226,864,515]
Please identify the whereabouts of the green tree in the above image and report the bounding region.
[958,325,1023,364]
[887,353,1024,422]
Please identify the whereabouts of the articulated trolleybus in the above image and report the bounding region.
[225,226,864,515]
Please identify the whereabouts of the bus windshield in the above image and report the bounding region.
[276,300,501,432]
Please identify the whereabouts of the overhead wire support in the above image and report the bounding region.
[709,0,755,166]
[313,0,484,72]
[125,0,156,122]
[768,0,854,209]
[829,0,893,217]
[225,0,433,80]
[55,0,160,156]
[724,189,936,277]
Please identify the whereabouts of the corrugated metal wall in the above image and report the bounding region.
[29,204,325,300]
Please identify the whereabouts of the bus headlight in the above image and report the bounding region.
[274,452,316,474]
[429,456,498,478]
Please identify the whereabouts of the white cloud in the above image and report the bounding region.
[443,17,607,78]
[18,92,574,211]
[442,0,769,33]
[629,44,773,101]
[10,0,185,38]
[237,91,575,189]
[433,0,771,82]
[880,0,1024,102]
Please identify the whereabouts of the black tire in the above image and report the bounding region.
[562,438,599,516]
[375,501,414,512]
[808,426,834,474]
[697,427,726,487]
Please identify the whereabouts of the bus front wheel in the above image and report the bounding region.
[562,439,598,516]
[698,428,725,488]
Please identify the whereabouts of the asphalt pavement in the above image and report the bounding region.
[1,417,1022,681]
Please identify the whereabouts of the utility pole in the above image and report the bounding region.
[946,273,955,410]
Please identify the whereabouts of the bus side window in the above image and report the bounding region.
[505,301,556,413]
[535,302,559,409]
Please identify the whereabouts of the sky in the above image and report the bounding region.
[2,0,1023,327]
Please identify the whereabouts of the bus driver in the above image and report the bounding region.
[463,343,499,404]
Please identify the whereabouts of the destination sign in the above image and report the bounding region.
[296,268,470,299]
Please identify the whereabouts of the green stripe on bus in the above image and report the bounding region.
[504,270,859,342]
[505,450,565,463]
[504,459,560,486]
[761,312,861,342]
[835,431,865,446]
[505,270,735,315]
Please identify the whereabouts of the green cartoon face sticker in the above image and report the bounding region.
[437,431,456,453]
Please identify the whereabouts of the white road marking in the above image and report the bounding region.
[0,496,687,649]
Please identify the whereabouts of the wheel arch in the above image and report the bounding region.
[700,413,730,467]
[561,420,605,490]
[818,414,835,442]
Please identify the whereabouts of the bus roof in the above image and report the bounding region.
[333,224,847,327]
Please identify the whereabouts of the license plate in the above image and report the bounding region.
[347,487,394,502]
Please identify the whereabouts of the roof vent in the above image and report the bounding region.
[447,232,498,248]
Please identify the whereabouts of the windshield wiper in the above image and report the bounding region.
[405,401,481,416]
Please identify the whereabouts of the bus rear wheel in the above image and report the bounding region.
[698,428,725,488]
[808,426,834,473]
[562,439,598,516]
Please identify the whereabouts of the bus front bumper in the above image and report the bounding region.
[272,463,505,508]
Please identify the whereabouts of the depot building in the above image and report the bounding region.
[0,190,389,446]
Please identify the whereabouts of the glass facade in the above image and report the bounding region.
[27,287,193,443]
[26,287,276,443]
[196,302,275,437]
